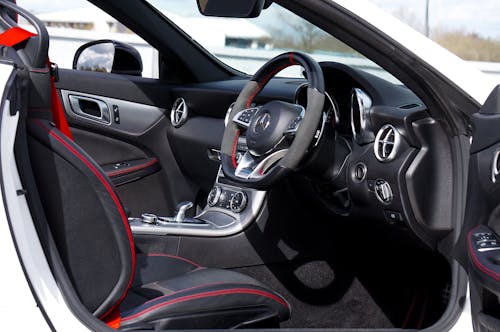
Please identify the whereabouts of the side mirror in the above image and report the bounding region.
[73,40,143,76]
[197,0,268,18]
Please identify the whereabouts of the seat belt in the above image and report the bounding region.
[0,26,73,139]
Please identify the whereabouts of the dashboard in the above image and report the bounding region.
[168,61,455,248]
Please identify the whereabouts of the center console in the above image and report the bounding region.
[129,167,266,237]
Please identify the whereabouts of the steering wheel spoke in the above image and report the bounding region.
[232,107,260,128]
[234,151,257,179]
[235,150,288,179]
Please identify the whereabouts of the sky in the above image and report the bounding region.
[16,0,500,40]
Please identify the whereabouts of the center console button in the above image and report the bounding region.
[384,210,403,224]
[230,191,247,213]
[207,186,222,207]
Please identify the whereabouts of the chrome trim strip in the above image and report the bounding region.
[68,94,111,125]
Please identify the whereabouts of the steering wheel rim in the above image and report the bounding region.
[221,51,325,188]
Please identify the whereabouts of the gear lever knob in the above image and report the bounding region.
[174,201,193,222]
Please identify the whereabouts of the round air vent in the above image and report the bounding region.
[374,124,400,162]
[170,97,188,127]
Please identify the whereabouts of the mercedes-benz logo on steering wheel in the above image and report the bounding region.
[254,112,271,134]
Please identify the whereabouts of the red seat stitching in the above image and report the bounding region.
[141,281,238,306]
[122,288,289,322]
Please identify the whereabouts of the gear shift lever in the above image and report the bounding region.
[174,201,193,222]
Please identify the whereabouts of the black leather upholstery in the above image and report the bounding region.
[26,118,290,329]
[121,254,289,329]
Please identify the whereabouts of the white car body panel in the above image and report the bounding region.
[0,63,50,330]
[449,287,473,332]
[0,63,89,331]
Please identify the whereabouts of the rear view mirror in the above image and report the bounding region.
[197,0,267,18]
[73,40,143,76]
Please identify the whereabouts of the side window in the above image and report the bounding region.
[16,0,158,78]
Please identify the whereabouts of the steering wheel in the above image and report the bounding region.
[221,51,325,188]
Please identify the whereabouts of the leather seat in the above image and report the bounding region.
[26,118,290,329]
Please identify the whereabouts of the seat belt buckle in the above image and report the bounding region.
[50,62,59,82]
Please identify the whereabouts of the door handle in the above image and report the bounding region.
[68,95,111,124]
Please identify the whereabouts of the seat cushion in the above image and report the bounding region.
[120,254,290,329]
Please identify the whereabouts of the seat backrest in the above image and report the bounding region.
[26,118,135,318]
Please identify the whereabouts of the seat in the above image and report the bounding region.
[26,118,290,330]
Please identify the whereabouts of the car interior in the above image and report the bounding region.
[0,0,481,330]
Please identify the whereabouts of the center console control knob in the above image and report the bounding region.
[207,186,222,207]
[230,191,248,213]
[141,213,157,224]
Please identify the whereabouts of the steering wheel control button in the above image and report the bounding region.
[473,232,500,252]
[374,179,393,204]
[230,191,248,213]
[234,107,258,127]
[141,213,157,224]
[352,163,367,183]
[284,116,302,134]
[207,186,222,207]
[384,210,403,225]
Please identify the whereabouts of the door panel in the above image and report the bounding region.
[71,127,148,165]
[56,69,197,217]
[460,85,500,332]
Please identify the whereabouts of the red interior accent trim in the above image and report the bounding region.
[231,129,241,168]
[106,158,158,178]
[245,54,297,108]
[402,292,418,328]
[122,288,289,322]
[33,120,135,319]
[102,307,121,329]
[0,26,35,47]
[245,64,289,108]
[48,60,73,140]
[142,281,237,306]
[143,253,201,268]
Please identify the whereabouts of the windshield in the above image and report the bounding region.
[146,0,401,83]
[369,0,500,82]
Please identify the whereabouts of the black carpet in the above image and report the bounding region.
[233,261,394,328]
